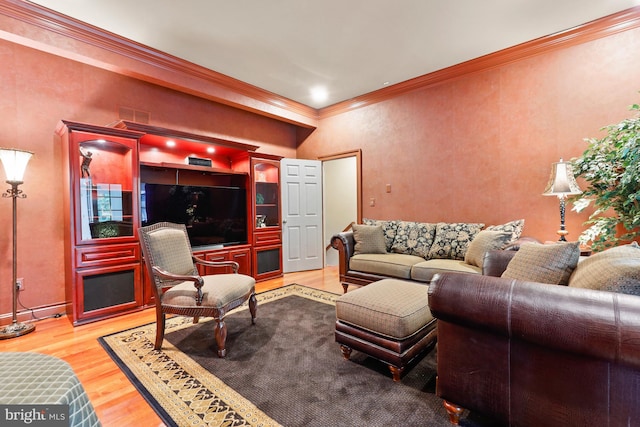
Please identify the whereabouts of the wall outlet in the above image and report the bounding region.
[16,278,23,291]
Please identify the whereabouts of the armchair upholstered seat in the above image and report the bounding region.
[139,222,257,357]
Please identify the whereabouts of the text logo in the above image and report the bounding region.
[1,405,68,426]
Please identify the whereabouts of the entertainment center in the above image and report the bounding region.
[58,120,283,325]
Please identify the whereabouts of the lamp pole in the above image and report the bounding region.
[557,195,569,242]
[0,148,35,339]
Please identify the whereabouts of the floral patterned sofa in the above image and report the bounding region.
[330,218,528,292]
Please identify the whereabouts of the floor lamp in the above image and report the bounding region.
[0,148,35,340]
[542,158,582,241]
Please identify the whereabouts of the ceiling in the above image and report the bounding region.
[27,0,640,109]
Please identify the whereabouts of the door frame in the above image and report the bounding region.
[318,149,362,224]
[319,149,362,267]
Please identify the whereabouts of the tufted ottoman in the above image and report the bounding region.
[335,278,437,381]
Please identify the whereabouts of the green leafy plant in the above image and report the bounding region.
[571,103,640,251]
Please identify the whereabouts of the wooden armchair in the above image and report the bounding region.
[139,222,257,357]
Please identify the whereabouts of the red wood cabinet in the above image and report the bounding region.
[196,246,251,276]
[251,154,283,280]
[58,120,145,325]
[60,120,283,325]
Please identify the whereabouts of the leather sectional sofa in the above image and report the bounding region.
[428,242,640,426]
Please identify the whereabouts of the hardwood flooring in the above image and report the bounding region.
[1,266,342,427]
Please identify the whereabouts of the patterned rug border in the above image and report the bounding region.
[98,284,340,427]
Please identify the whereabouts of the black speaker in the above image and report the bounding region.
[83,269,135,312]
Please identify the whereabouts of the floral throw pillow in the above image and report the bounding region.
[427,222,485,260]
[362,218,399,252]
[390,221,437,258]
[486,219,525,242]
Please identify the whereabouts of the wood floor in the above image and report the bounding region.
[1,266,343,427]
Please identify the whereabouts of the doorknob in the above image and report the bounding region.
[283,219,287,224]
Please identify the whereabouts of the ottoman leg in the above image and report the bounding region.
[389,365,404,382]
[339,345,352,360]
[443,400,464,425]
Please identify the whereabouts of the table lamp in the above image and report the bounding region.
[542,158,582,241]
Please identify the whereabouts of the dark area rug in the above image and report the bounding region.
[99,284,497,427]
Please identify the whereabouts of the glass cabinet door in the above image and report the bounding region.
[76,138,136,242]
[254,161,280,228]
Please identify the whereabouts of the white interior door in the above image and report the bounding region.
[281,159,323,273]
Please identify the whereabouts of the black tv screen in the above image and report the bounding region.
[141,183,248,248]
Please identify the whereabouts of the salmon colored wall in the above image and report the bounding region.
[2,11,640,326]
[0,40,297,325]
[298,27,640,243]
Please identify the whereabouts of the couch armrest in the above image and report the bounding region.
[331,231,355,275]
[428,272,640,369]
[481,250,516,277]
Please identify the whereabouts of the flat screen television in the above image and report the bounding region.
[141,183,248,248]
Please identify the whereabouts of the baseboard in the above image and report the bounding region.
[0,302,68,326]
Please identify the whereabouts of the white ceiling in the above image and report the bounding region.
[27,0,640,109]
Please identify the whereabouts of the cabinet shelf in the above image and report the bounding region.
[140,161,247,176]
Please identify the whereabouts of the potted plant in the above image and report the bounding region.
[571,102,640,251]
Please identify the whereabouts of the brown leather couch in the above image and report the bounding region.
[428,250,640,426]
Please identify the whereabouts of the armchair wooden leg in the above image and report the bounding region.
[443,400,463,425]
[214,318,227,358]
[339,345,352,360]
[155,312,166,350]
[249,293,257,325]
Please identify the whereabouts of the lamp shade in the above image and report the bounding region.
[0,148,33,183]
[542,159,581,196]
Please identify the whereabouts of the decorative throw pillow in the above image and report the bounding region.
[486,219,525,242]
[464,230,513,267]
[390,221,416,254]
[352,224,387,255]
[501,242,580,285]
[363,218,399,252]
[568,242,640,295]
[390,221,437,258]
[427,222,484,260]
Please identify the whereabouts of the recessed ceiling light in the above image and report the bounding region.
[207,147,215,154]
[383,81,390,86]
[310,86,328,103]
[166,140,176,148]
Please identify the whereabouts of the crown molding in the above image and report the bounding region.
[318,6,640,119]
[3,1,639,125]
[0,0,319,127]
